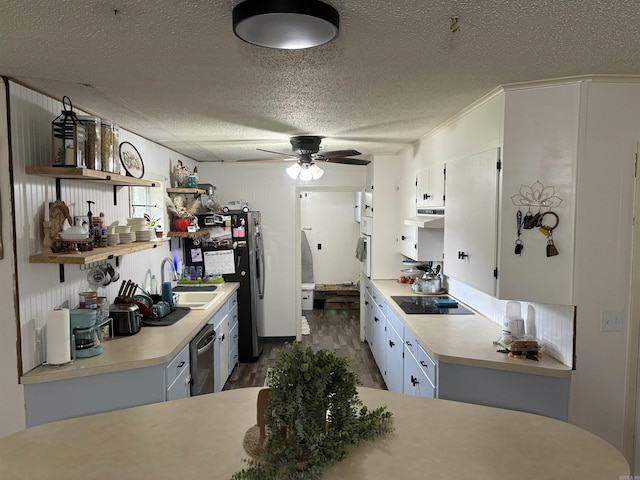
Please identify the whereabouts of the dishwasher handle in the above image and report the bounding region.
[197,331,216,355]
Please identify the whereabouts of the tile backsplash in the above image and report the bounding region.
[447,276,574,367]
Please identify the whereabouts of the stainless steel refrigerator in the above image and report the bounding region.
[185,211,264,362]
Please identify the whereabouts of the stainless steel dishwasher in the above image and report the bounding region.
[190,324,216,396]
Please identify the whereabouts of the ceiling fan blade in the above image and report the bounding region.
[235,157,296,163]
[321,157,371,166]
[318,149,362,158]
[256,148,296,157]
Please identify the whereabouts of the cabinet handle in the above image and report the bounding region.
[406,341,412,346]
[389,340,395,348]
[411,375,419,386]
[374,317,379,323]
[458,251,469,260]
[419,361,429,369]
[177,361,185,368]
[220,333,225,342]
[401,235,407,240]
[423,193,431,200]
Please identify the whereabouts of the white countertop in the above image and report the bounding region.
[20,282,240,384]
[0,387,627,479]
[370,279,572,378]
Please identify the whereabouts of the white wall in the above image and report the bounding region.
[0,80,25,438]
[300,191,360,285]
[9,83,199,374]
[197,161,365,337]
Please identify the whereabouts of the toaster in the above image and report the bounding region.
[110,303,142,336]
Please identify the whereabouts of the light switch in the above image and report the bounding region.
[601,310,623,332]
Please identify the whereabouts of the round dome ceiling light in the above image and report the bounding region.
[232,0,340,50]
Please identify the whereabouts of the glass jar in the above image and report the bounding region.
[100,121,120,173]
[78,116,101,170]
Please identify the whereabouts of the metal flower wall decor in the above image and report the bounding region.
[510,180,563,209]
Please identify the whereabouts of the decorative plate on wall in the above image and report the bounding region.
[119,142,144,178]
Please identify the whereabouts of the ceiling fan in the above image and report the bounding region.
[237,135,370,180]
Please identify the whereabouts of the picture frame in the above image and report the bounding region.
[119,141,145,179]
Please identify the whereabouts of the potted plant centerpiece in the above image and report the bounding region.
[233,343,393,480]
[166,195,200,232]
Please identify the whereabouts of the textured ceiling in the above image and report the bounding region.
[2,1,640,162]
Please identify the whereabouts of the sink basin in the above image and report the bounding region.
[175,291,218,310]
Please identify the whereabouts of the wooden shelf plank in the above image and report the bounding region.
[166,188,206,194]
[26,166,159,188]
[166,231,211,239]
[29,241,164,265]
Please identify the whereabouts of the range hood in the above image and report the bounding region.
[404,208,445,228]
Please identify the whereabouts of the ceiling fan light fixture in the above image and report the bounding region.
[298,166,313,181]
[309,163,324,179]
[286,162,302,179]
[232,0,340,50]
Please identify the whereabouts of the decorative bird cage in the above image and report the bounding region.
[51,96,86,168]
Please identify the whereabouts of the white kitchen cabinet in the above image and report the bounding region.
[384,309,404,393]
[228,295,239,377]
[354,190,363,223]
[364,288,375,352]
[399,175,444,262]
[416,163,445,209]
[403,348,436,398]
[165,345,191,401]
[443,148,500,295]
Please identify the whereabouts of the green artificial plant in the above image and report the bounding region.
[232,342,393,480]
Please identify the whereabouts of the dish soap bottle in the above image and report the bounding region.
[150,274,158,295]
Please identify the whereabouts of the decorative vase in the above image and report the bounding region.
[173,217,191,232]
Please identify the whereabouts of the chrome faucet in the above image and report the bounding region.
[161,257,178,284]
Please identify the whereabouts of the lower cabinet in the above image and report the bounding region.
[228,297,239,377]
[165,344,191,401]
[212,292,238,392]
[384,309,404,393]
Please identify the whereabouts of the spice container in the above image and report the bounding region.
[78,116,101,170]
[100,121,120,173]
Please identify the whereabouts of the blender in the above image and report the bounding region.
[70,309,103,358]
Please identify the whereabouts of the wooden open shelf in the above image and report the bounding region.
[29,241,164,265]
[26,166,159,188]
[166,230,211,239]
[166,188,205,195]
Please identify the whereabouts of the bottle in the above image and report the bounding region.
[150,275,158,295]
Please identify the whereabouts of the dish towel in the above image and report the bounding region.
[355,237,367,262]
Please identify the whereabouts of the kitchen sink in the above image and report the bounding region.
[175,291,218,310]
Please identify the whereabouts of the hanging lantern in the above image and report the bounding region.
[51,96,87,168]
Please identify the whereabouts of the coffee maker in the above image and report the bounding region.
[70,309,103,358]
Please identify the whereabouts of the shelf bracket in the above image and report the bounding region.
[113,185,118,206]
[59,264,65,283]
[55,178,61,200]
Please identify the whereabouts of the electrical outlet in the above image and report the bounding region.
[601,310,623,332]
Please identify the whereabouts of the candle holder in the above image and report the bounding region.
[42,221,53,254]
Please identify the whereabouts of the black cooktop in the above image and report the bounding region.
[391,296,474,315]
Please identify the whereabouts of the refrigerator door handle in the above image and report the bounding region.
[257,232,265,299]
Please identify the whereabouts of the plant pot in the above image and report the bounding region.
[173,218,191,232]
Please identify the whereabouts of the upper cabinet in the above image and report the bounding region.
[416,164,445,209]
[442,83,580,305]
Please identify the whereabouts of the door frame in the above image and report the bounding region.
[294,185,364,341]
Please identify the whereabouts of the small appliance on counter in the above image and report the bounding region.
[109,303,142,336]
[69,309,103,358]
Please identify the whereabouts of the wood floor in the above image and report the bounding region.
[223,307,387,391]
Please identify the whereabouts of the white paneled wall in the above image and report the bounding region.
[300,191,361,285]
[10,82,198,372]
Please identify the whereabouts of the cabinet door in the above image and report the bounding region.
[398,176,417,258]
[444,148,500,295]
[416,164,445,209]
[166,364,191,401]
[217,314,230,389]
[403,351,436,398]
[384,319,404,393]
[372,302,386,374]
[228,321,239,376]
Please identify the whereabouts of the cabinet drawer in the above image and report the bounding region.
[166,363,191,401]
[165,344,190,387]
[404,328,418,359]
[227,292,238,312]
[228,304,239,330]
[208,303,227,327]
[416,344,437,387]
[385,308,404,339]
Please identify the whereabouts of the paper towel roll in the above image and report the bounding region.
[46,308,71,365]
